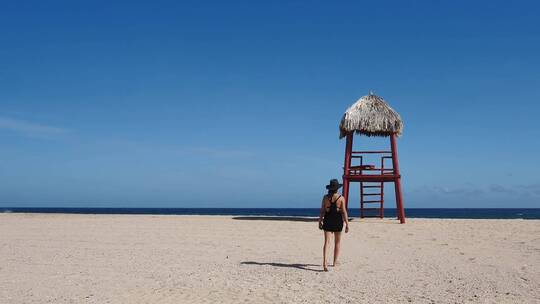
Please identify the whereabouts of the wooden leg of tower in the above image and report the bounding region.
[343,178,350,212]
[342,133,353,215]
[390,133,405,224]
[380,181,384,219]
[394,178,405,224]
[360,182,364,218]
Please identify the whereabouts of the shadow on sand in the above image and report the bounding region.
[232,216,362,223]
[241,261,323,272]
[232,216,318,222]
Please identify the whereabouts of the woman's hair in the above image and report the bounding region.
[327,189,337,195]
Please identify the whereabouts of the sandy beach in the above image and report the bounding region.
[1,214,539,303]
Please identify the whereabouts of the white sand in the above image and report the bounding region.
[0,213,539,303]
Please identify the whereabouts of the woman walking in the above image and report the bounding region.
[318,179,349,271]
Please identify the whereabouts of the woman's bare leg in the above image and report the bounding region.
[323,231,331,271]
[333,232,342,267]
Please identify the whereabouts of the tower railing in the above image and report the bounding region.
[348,151,395,176]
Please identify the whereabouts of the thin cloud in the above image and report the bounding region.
[0,117,70,138]
[414,185,484,196]
[489,184,540,197]
[516,184,540,196]
[88,139,254,159]
[414,184,540,198]
[185,147,254,158]
[489,184,517,194]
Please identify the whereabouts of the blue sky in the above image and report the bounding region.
[1,0,539,208]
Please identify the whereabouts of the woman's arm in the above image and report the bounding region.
[318,197,325,228]
[341,198,349,233]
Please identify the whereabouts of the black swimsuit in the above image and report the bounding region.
[322,195,344,232]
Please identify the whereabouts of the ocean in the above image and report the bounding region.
[1,208,539,219]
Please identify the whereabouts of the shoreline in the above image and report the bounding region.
[2,207,540,220]
[2,212,540,221]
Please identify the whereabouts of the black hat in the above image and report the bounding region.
[325,179,343,190]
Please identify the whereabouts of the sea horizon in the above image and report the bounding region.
[2,207,539,220]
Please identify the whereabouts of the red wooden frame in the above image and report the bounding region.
[342,132,405,223]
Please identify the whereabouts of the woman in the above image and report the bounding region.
[318,178,349,271]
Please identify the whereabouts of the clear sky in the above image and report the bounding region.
[1,1,539,208]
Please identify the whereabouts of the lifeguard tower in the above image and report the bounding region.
[339,93,406,223]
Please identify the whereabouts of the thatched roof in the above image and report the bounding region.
[339,93,403,138]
